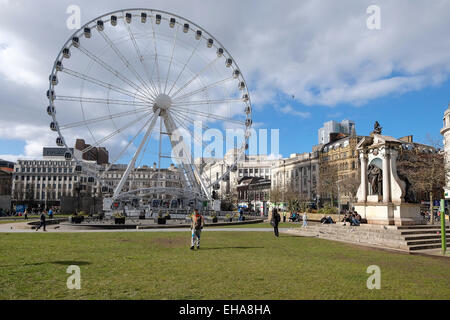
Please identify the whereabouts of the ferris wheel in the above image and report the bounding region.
[46,8,252,206]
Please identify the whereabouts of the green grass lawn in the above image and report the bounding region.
[0,231,449,300]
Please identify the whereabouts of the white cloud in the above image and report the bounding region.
[0,0,450,161]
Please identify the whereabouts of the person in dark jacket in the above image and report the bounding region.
[271,208,281,237]
[36,210,47,232]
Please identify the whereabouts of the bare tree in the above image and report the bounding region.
[397,136,445,224]
[317,165,338,207]
[270,185,284,209]
[340,171,361,209]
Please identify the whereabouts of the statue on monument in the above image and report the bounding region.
[367,164,383,196]
[372,121,382,135]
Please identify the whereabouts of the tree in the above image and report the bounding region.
[317,165,338,207]
[339,171,361,209]
[270,185,284,209]
[397,137,445,224]
[285,189,300,212]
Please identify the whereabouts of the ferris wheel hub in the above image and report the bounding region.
[153,93,172,110]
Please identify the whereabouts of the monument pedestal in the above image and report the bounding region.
[355,202,422,226]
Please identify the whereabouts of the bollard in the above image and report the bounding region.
[440,199,447,255]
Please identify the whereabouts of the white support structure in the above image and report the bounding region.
[113,110,160,199]
[162,110,211,200]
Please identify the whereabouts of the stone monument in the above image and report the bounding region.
[440,103,450,199]
[354,122,422,225]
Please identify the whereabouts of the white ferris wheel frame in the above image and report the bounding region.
[47,8,253,203]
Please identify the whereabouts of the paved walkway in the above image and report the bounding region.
[0,221,292,233]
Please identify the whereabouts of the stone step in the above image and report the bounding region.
[406,238,449,246]
[404,234,450,241]
[408,243,445,251]
[400,229,450,235]
[397,225,449,230]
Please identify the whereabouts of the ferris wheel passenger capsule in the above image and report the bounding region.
[238,81,246,90]
[141,12,147,23]
[217,48,224,57]
[245,118,252,127]
[96,20,104,31]
[155,14,161,24]
[111,15,118,26]
[50,122,58,131]
[125,13,132,23]
[56,137,64,146]
[47,90,55,100]
[195,30,202,40]
[169,18,175,28]
[72,36,79,48]
[49,75,58,85]
[84,27,91,38]
[242,94,249,102]
[245,105,251,114]
[55,61,63,71]
[62,48,71,59]
[47,106,55,115]
[207,38,213,48]
[183,23,189,33]
[64,152,72,161]
[233,69,240,78]
[226,58,232,67]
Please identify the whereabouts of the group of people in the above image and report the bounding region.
[341,211,362,226]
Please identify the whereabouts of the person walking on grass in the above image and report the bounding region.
[36,210,47,232]
[302,212,308,227]
[190,209,204,250]
[271,208,281,237]
[24,209,28,220]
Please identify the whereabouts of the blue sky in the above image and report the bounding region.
[254,78,450,157]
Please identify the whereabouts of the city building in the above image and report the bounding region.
[318,119,356,145]
[237,176,270,214]
[270,152,319,205]
[11,158,99,210]
[318,133,363,209]
[197,149,276,200]
[0,159,15,171]
[75,139,109,165]
[441,104,450,198]
[99,162,183,200]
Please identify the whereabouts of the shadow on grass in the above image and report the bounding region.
[0,260,91,268]
[198,246,264,250]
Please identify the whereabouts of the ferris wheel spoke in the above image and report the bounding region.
[164,24,180,94]
[170,111,209,149]
[171,106,246,126]
[97,29,155,98]
[172,77,234,102]
[170,56,221,99]
[113,110,160,198]
[122,16,160,98]
[170,109,211,131]
[172,98,244,107]
[82,111,153,154]
[55,95,150,107]
[150,14,162,94]
[61,68,150,102]
[59,106,151,130]
[167,39,202,96]
[77,45,151,99]
[99,113,156,180]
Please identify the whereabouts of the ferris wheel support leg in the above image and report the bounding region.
[163,111,211,201]
[112,110,161,200]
